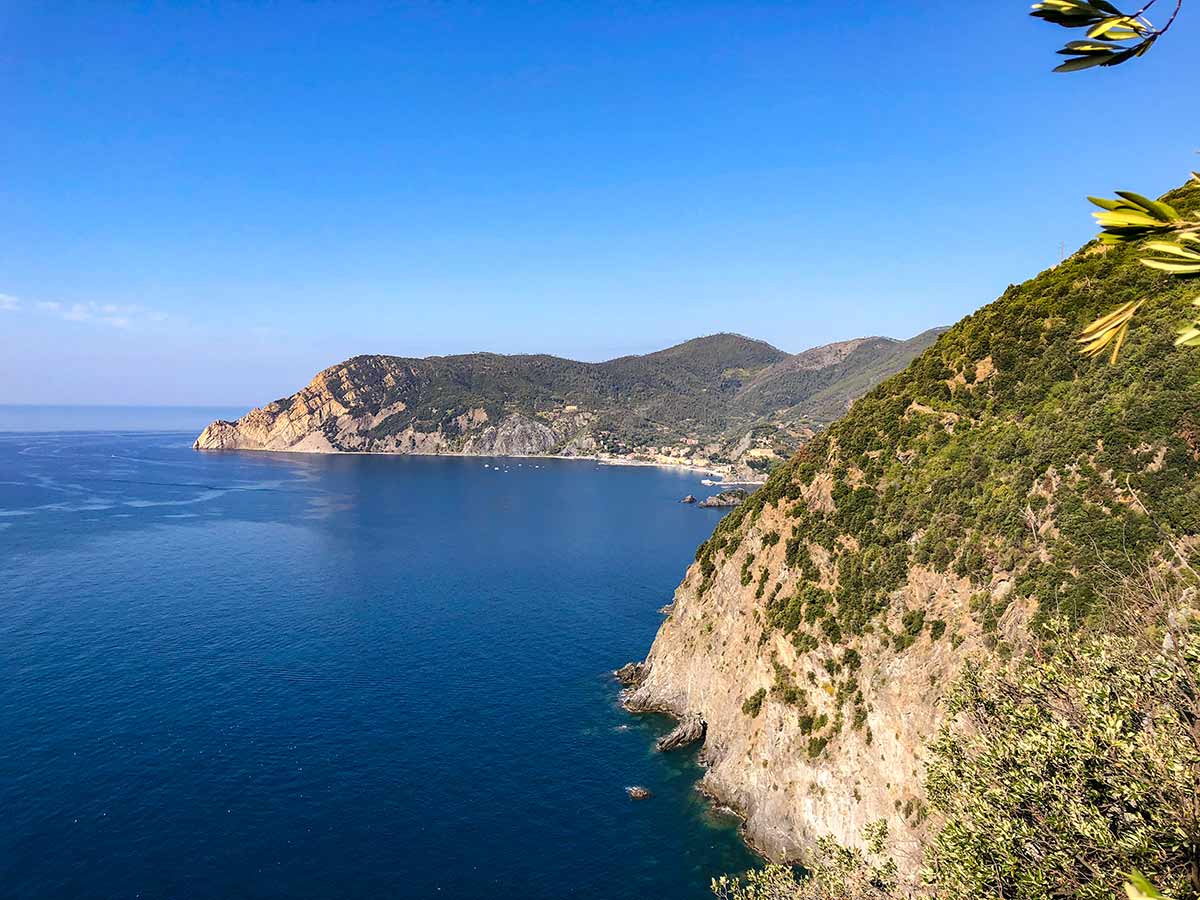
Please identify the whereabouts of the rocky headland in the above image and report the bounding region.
[194,331,944,478]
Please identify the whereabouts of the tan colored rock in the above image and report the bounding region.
[625,499,1029,866]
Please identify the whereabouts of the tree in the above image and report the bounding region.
[1030,1,1200,359]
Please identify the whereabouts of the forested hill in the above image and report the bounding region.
[623,179,1200,874]
[194,328,943,474]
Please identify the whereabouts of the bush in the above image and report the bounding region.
[712,823,895,900]
[924,579,1200,900]
[742,688,767,718]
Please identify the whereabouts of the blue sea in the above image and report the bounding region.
[0,407,758,899]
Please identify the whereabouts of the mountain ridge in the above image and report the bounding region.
[195,329,945,476]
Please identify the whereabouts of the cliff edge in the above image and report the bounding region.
[625,181,1200,871]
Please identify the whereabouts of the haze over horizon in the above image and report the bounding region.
[3,1,1197,405]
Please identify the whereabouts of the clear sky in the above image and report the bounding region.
[1,1,1196,405]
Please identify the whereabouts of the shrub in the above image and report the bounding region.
[924,580,1200,900]
[742,688,767,718]
[741,553,757,587]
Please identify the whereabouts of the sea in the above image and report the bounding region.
[0,406,759,899]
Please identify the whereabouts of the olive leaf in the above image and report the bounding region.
[1124,871,1173,900]
[1176,297,1200,347]
[1078,299,1142,363]
[1075,188,1200,362]
[1030,0,1179,71]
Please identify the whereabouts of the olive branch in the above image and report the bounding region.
[1030,1,1199,362]
[1031,0,1184,70]
[1079,181,1200,361]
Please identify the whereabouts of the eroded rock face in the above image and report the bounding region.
[655,714,706,752]
[698,490,748,509]
[462,415,559,456]
[614,662,647,687]
[193,357,596,458]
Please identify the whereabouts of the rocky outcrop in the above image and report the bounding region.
[461,415,558,456]
[626,786,652,800]
[681,495,697,504]
[654,714,707,752]
[698,490,748,508]
[613,662,647,687]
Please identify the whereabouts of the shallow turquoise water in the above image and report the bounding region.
[0,415,758,899]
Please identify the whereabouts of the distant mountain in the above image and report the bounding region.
[195,329,944,476]
[738,330,948,423]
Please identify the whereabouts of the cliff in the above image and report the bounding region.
[195,330,943,474]
[625,182,1200,869]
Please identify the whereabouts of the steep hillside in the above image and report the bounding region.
[738,328,946,423]
[195,331,937,475]
[624,182,1200,868]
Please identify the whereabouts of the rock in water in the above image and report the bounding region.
[681,495,697,504]
[626,786,652,800]
[655,714,706,752]
[698,489,748,509]
[614,662,647,687]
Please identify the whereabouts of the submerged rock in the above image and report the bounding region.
[626,786,652,800]
[655,714,706,752]
[698,489,748,509]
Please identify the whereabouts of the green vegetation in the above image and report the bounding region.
[708,16,1199,898]
[1077,185,1200,360]
[741,553,757,587]
[742,688,767,718]
[925,589,1200,899]
[1031,0,1186,72]
[367,333,789,447]
[731,330,946,425]
[1030,2,1199,358]
[259,330,941,464]
[714,577,1200,900]
[689,184,1200,864]
[770,655,808,708]
[890,610,925,653]
[713,822,895,900]
[697,180,1200,657]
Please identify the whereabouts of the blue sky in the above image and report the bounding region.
[2,1,1196,405]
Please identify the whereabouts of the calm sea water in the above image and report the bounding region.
[0,408,758,899]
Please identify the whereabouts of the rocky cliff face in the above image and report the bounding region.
[625,182,1200,872]
[194,331,942,471]
[195,355,597,457]
[626,498,1032,862]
